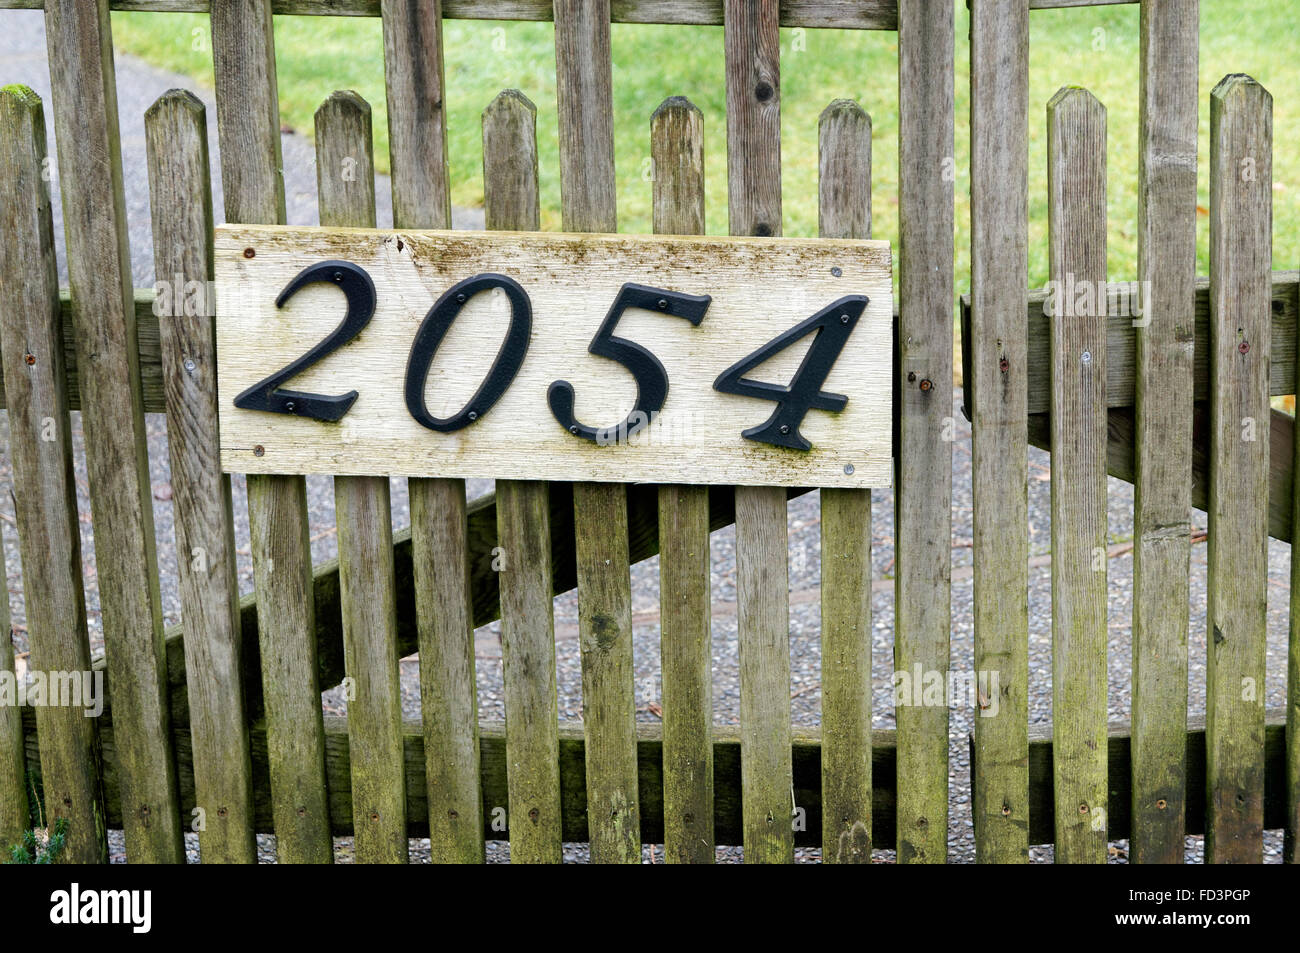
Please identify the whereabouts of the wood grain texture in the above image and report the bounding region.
[0,582,26,852]
[725,0,793,864]
[381,0,451,229]
[495,479,563,862]
[817,98,872,863]
[214,225,893,488]
[969,0,1029,864]
[1131,0,1198,864]
[211,0,331,864]
[317,90,407,864]
[0,0,901,28]
[145,89,256,864]
[1290,276,1300,864]
[652,97,714,864]
[43,0,182,863]
[1205,74,1271,865]
[894,0,954,864]
[553,0,641,863]
[484,90,561,864]
[380,1,480,864]
[1047,87,1108,864]
[0,85,107,863]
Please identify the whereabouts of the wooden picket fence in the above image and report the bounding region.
[0,0,1293,864]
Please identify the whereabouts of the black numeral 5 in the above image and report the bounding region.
[548,282,711,443]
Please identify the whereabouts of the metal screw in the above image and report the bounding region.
[1001,803,1012,817]
[657,298,668,310]
[1078,802,1089,815]
[779,424,790,435]
[456,292,467,304]
[999,356,1009,373]
[23,353,35,366]
[285,400,296,412]
[843,463,855,475]
[919,378,932,392]
[243,247,255,259]
[1156,799,1167,810]
[907,371,916,383]
[831,266,842,277]
[467,410,478,421]
[332,271,343,282]
[253,445,265,457]
[184,358,196,373]
[1081,350,1091,364]
[217,807,228,818]
[840,313,850,324]
[1239,340,1250,354]
[569,425,579,435]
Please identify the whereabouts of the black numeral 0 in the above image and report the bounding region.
[549,283,711,443]
[233,259,376,423]
[404,273,532,432]
[713,294,867,451]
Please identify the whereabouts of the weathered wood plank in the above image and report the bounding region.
[724,0,793,865]
[969,0,1030,864]
[381,1,481,865]
[317,90,406,864]
[0,580,27,851]
[43,0,182,863]
[483,90,560,865]
[145,89,257,864]
[1205,74,1271,865]
[553,0,640,864]
[894,0,954,865]
[652,96,714,865]
[1290,276,1300,864]
[211,0,331,864]
[1046,86,1108,864]
[817,98,873,864]
[1131,0,1199,865]
[0,85,108,864]
[496,479,563,863]
[0,0,902,28]
[20,701,1292,847]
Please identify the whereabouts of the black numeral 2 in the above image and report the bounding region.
[233,260,375,423]
[712,294,867,450]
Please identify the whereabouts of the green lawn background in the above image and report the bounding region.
[113,1,1298,295]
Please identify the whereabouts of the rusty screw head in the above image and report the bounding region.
[1078,802,1089,815]
[1001,803,1012,816]
[1156,798,1167,810]
[253,445,265,457]
[907,371,917,383]
[24,353,35,366]
[999,356,1010,373]
[243,247,255,259]
[1239,340,1250,355]
[919,378,933,392]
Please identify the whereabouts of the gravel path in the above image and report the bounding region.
[1,11,1289,863]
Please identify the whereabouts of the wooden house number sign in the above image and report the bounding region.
[215,225,893,488]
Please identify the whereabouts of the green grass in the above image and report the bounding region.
[112,1,1298,292]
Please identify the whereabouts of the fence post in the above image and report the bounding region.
[43,0,183,864]
[1132,0,1198,865]
[0,85,109,864]
[1046,86,1108,863]
[817,98,874,863]
[1206,73,1271,864]
[969,0,1030,864]
[145,88,258,864]
[652,96,715,865]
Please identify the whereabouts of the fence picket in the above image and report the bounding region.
[554,0,641,864]
[1290,274,1300,863]
[724,0,794,864]
[0,86,107,863]
[969,0,1030,864]
[43,0,182,863]
[0,583,25,852]
[1131,0,1198,864]
[652,97,714,865]
[380,0,483,864]
[895,0,954,865]
[145,89,258,864]
[817,99,873,864]
[484,89,563,864]
[1206,74,1271,864]
[316,91,407,864]
[1046,87,1108,863]
[211,0,331,866]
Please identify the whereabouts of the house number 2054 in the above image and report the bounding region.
[234,259,868,452]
